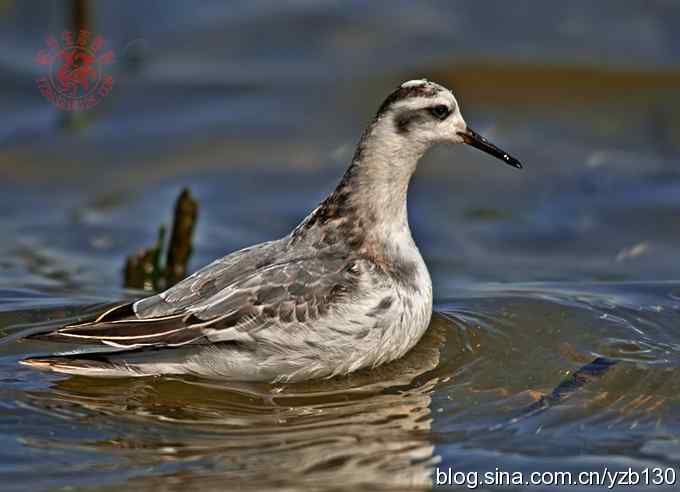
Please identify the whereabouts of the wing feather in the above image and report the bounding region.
[30,254,367,350]
[30,307,205,347]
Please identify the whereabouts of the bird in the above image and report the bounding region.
[21,79,522,382]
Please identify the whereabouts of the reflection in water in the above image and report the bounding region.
[14,316,451,491]
[3,284,680,490]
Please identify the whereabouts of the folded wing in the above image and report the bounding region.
[29,254,363,349]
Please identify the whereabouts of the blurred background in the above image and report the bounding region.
[2,3,680,491]
[1,0,679,297]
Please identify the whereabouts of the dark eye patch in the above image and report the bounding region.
[429,105,450,120]
[393,104,451,134]
[393,109,429,134]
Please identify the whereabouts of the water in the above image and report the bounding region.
[2,1,680,490]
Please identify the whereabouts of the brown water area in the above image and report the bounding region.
[1,2,680,491]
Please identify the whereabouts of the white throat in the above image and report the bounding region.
[342,115,429,234]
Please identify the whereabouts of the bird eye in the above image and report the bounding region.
[430,105,450,120]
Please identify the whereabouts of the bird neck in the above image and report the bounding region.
[292,120,430,264]
[334,121,428,233]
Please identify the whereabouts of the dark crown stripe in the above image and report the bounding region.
[377,83,440,115]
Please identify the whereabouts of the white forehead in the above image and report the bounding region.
[400,79,450,94]
[401,79,429,88]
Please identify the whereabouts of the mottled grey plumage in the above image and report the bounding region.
[22,79,521,381]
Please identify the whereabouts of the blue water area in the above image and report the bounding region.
[1,1,680,491]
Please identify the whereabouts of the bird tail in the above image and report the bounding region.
[19,345,205,377]
[20,351,147,377]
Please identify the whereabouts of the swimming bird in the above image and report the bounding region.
[21,79,521,381]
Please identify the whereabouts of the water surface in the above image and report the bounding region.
[1,1,680,490]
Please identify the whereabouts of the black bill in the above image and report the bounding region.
[458,127,522,169]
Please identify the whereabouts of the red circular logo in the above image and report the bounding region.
[35,30,115,111]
